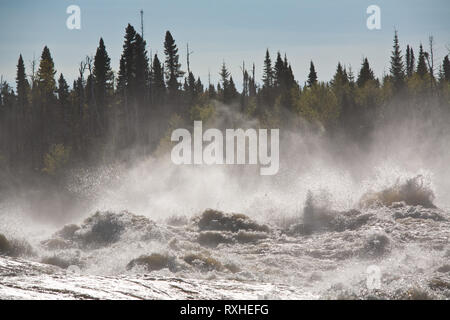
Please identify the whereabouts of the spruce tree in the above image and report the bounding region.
[283,55,296,88]
[389,31,405,90]
[331,63,348,86]
[357,58,375,87]
[164,31,184,97]
[405,45,415,77]
[416,44,429,78]
[307,61,318,87]
[219,62,231,103]
[57,73,69,105]
[116,24,138,145]
[262,49,273,88]
[151,54,165,106]
[219,62,230,87]
[195,77,203,95]
[117,24,137,97]
[36,46,57,157]
[273,52,285,88]
[37,46,57,99]
[228,76,238,102]
[443,55,450,82]
[93,38,113,108]
[184,71,197,104]
[134,33,150,100]
[16,54,29,108]
[208,83,216,99]
[57,73,70,143]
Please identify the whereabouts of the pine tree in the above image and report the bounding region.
[228,76,238,102]
[15,54,31,166]
[195,77,203,95]
[117,24,137,97]
[164,31,184,98]
[116,24,138,146]
[405,45,415,77]
[357,58,375,87]
[389,31,405,90]
[416,44,429,78]
[134,33,150,101]
[273,52,285,88]
[284,55,296,88]
[307,61,318,87]
[208,83,216,99]
[184,71,197,104]
[219,62,230,87]
[37,46,57,99]
[219,62,231,103]
[16,55,29,108]
[331,63,348,86]
[57,73,70,143]
[151,54,165,105]
[93,38,113,108]
[443,55,450,82]
[262,49,273,88]
[347,66,355,86]
[36,46,58,160]
[57,73,69,105]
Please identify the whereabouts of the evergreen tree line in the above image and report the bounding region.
[1,27,450,176]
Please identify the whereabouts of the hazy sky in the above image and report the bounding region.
[1,0,449,89]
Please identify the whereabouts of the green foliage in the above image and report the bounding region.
[1,28,449,179]
[190,102,215,123]
[355,80,381,110]
[296,83,338,127]
[154,113,187,157]
[406,73,433,96]
[42,144,71,176]
[37,46,57,98]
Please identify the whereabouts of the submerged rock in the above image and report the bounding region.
[41,256,72,269]
[183,253,224,272]
[0,234,11,255]
[78,211,126,246]
[234,231,268,244]
[194,209,269,233]
[287,209,371,236]
[46,211,168,249]
[393,206,446,221]
[0,233,34,258]
[360,175,436,209]
[41,238,72,250]
[197,231,233,248]
[360,231,391,258]
[193,210,270,247]
[126,253,178,272]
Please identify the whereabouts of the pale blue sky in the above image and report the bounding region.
[0,0,449,89]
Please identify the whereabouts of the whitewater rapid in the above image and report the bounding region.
[0,202,449,300]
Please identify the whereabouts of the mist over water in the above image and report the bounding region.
[1,99,450,228]
[1,100,449,299]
